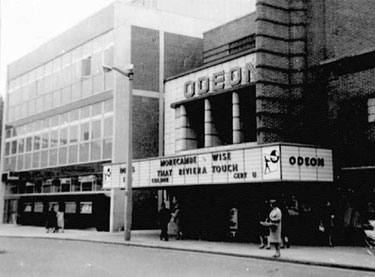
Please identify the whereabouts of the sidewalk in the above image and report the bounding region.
[0,224,374,272]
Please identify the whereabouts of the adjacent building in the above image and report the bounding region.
[0,0,233,231]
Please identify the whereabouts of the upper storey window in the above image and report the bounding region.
[368,98,375,122]
[81,56,92,77]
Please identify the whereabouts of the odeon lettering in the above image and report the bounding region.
[289,156,325,167]
[184,63,256,99]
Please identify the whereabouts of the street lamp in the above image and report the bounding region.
[103,64,134,241]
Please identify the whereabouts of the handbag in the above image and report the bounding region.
[318,222,325,232]
[270,224,277,232]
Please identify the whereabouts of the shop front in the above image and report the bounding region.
[104,143,334,243]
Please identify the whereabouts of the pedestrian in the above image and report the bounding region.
[46,204,57,233]
[172,202,183,240]
[56,206,65,233]
[258,200,270,249]
[319,201,334,247]
[261,199,282,258]
[158,202,171,241]
[279,197,290,248]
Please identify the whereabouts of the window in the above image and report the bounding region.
[49,149,58,167]
[103,138,112,159]
[68,145,78,164]
[69,125,78,144]
[5,142,10,156]
[41,150,48,168]
[81,56,91,77]
[34,202,44,213]
[80,122,90,141]
[368,98,375,122]
[80,201,92,214]
[65,202,77,213]
[79,143,89,162]
[41,132,49,149]
[17,155,24,171]
[60,128,68,145]
[59,147,68,165]
[32,152,40,168]
[50,130,58,148]
[26,137,33,152]
[90,140,101,161]
[11,140,17,154]
[25,153,32,169]
[103,117,113,137]
[91,120,101,139]
[18,138,25,153]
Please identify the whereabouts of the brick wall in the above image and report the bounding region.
[325,53,375,167]
[307,0,375,65]
[324,0,375,59]
[164,32,203,79]
[132,96,159,159]
[255,0,307,144]
[131,26,160,91]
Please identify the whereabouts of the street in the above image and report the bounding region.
[0,237,373,277]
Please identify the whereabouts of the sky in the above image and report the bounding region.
[0,0,117,97]
[0,0,256,97]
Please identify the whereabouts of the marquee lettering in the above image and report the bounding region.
[183,62,256,99]
[289,156,325,167]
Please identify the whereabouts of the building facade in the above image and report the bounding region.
[105,0,375,245]
[0,1,223,232]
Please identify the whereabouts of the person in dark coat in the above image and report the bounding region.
[46,204,57,233]
[158,202,171,241]
[320,201,335,247]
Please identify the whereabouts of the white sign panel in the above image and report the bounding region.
[281,145,333,182]
[102,144,333,189]
[262,146,281,180]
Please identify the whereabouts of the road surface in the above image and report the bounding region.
[0,237,373,276]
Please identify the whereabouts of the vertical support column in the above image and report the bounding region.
[205,99,220,147]
[204,99,213,147]
[177,105,188,151]
[158,30,165,156]
[232,91,242,144]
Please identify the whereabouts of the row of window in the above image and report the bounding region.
[8,71,114,123]
[22,201,93,214]
[5,116,113,156]
[6,100,113,139]
[7,31,114,122]
[8,31,114,92]
[4,138,112,172]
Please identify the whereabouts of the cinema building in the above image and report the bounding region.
[0,1,228,231]
[106,0,375,244]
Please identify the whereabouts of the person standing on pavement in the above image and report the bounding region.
[46,204,57,233]
[258,200,270,249]
[261,199,282,258]
[56,206,65,233]
[158,202,171,241]
[172,202,183,240]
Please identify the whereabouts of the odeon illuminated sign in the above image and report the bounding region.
[184,63,256,99]
[103,145,334,189]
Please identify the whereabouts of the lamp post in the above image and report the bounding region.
[103,64,134,241]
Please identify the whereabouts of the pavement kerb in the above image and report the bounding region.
[1,234,374,273]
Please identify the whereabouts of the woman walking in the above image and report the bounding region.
[261,199,282,258]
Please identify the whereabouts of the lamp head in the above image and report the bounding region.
[102,65,113,73]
